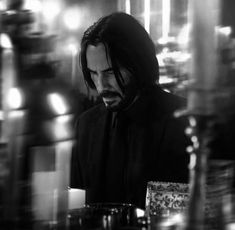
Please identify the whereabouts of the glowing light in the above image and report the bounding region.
[68,188,85,210]
[162,0,171,39]
[191,135,198,143]
[157,36,175,45]
[0,1,7,10]
[185,127,193,136]
[218,26,232,37]
[125,0,131,14]
[144,0,150,33]
[68,43,78,55]
[42,1,61,21]
[189,153,197,169]
[23,0,42,13]
[189,116,197,127]
[0,111,3,120]
[48,93,68,115]
[63,8,80,30]
[0,33,12,49]
[8,110,25,119]
[7,88,23,109]
[136,208,145,217]
[159,76,176,85]
[227,223,235,230]
[178,24,190,45]
[53,118,70,140]
[55,115,71,123]
[186,146,194,153]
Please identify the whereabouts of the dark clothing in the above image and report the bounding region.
[70,85,190,209]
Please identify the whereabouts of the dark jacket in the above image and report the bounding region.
[70,85,190,209]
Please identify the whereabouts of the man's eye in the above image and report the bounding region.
[89,71,96,76]
[106,70,114,75]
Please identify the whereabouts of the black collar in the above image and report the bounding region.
[112,84,161,124]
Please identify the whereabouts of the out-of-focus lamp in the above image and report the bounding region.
[42,1,61,22]
[7,87,24,110]
[63,8,80,30]
[23,0,42,13]
[0,33,13,49]
[68,42,78,55]
[47,93,68,115]
[0,1,7,10]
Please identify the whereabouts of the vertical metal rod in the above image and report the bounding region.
[184,1,222,230]
[188,0,220,114]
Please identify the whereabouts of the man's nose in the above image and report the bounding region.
[97,73,108,90]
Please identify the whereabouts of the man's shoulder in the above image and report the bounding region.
[152,86,186,111]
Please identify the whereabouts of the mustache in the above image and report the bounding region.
[99,90,123,99]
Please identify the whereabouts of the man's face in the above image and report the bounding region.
[86,43,136,111]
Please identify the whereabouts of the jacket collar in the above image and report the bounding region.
[114,84,165,124]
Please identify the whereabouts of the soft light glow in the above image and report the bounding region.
[0,111,3,120]
[23,0,42,13]
[8,110,25,119]
[178,24,190,46]
[42,1,61,21]
[53,118,70,140]
[160,213,184,227]
[68,188,85,210]
[159,76,176,85]
[189,153,197,169]
[185,127,193,136]
[55,115,72,124]
[48,93,68,115]
[0,1,7,10]
[68,43,78,56]
[191,135,198,143]
[162,0,171,39]
[186,145,194,153]
[0,33,13,49]
[226,222,235,230]
[125,0,131,14]
[136,208,145,217]
[144,0,150,33]
[218,26,232,37]
[189,116,197,127]
[157,36,175,45]
[7,88,23,109]
[63,8,81,30]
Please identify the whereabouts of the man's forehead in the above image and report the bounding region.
[86,43,112,69]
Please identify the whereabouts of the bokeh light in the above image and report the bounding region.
[7,88,24,109]
[0,33,13,49]
[23,0,42,13]
[42,1,61,21]
[63,7,81,30]
[48,93,68,115]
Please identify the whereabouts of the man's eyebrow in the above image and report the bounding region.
[103,67,114,72]
[87,67,114,73]
[87,68,96,73]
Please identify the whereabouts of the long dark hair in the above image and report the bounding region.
[80,12,159,91]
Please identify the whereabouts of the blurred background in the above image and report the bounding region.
[0,0,235,229]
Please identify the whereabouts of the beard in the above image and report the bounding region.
[99,81,138,112]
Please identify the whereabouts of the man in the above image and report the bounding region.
[70,12,189,209]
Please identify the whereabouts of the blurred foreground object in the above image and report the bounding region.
[174,0,235,230]
[0,2,75,230]
[68,203,143,230]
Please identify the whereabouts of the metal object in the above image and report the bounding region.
[176,0,235,230]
